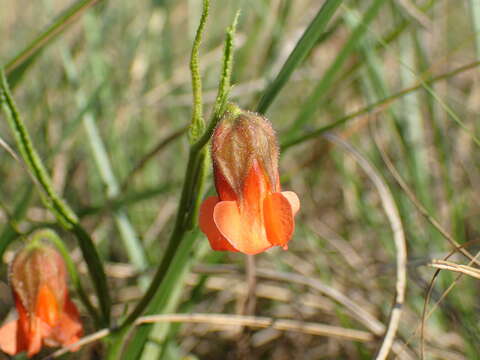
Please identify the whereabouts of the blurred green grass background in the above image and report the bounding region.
[1,0,480,359]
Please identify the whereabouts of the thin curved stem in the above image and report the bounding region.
[0,69,111,326]
[323,134,407,360]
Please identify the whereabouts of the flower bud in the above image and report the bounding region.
[200,105,300,254]
[0,239,83,357]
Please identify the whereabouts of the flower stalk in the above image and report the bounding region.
[106,3,240,358]
[0,69,110,326]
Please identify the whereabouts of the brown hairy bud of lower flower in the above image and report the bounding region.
[0,237,83,358]
[10,242,67,317]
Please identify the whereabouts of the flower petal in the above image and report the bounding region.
[263,192,295,247]
[281,191,300,216]
[36,284,59,327]
[14,293,30,355]
[214,200,271,254]
[0,320,19,355]
[199,196,237,252]
[53,297,83,350]
[26,317,44,358]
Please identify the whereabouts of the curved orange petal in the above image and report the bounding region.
[53,297,83,350]
[263,192,295,247]
[36,285,59,327]
[213,166,237,201]
[242,160,268,210]
[13,293,29,355]
[214,200,271,254]
[281,191,300,216]
[0,320,19,355]
[26,317,44,358]
[199,196,237,252]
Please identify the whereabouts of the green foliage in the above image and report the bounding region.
[1,0,480,359]
[256,0,343,114]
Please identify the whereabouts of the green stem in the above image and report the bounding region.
[0,69,111,326]
[119,149,202,330]
[106,5,239,357]
[213,11,240,118]
[188,0,209,142]
[105,149,205,359]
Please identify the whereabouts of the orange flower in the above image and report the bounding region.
[199,106,300,254]
[0,241,83,358]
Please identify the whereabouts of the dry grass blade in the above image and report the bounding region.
[194,265,415,359]
[44,329,111,359]
[195,264,384,334]
[136,314,373,341]
[323,133,407,360]
[242,254,257,315]
[0,136,21,162]
[46,313,373,358]
[420,244,480,360]
[429,260,480,279]
[395,0,432,28]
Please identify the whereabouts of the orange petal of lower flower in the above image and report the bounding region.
[214,200,272,254]
[53,297,83,350]
[36,285,59,327]
[280,191,300,216]
[263,192,295,247]
[27,317,44,358]
[14,294,29,354]
[0,320,19,355]
[199,196,237,252]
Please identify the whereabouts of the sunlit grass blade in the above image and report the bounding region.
[59,11,150,278]
[83,111,149,272]
[256,0,343,114]
[4,0,105,89]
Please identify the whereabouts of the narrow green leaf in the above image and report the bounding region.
[188,0,210,143]
[286,0,387,139]
[213,10,240,119]
[0,70,111,326]
[0,186,32,259]
[4,0,105,89]
[82,111,149,273]
[256,0,343,114]
[281,60,480,150]
[124,231,203,360]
